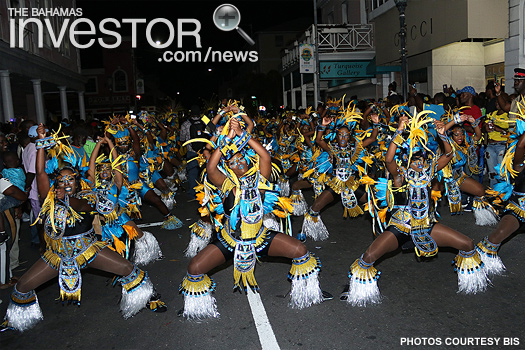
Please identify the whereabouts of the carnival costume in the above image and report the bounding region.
[289,117,325,216]
[107,120,182,230]
[91,154,163,266]
[344,111,489,307]
[180,117,323,320]
[301,104,370,241]
[4,131,154,331]
[481,101,525,275]
[441,112,498,225]
[274,118,299,197]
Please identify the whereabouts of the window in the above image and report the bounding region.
[85,77,98,94]
[113,69,128,92]
[55,8,70,56]
[9,0,33,52]
[370,0,389,11]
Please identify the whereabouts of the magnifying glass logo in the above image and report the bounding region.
[213,4,255,46]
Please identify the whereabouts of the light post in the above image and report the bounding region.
[395,0,408,102]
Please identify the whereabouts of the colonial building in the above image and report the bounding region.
[0,0,85,123]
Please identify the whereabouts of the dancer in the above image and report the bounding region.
[3,124,157,332]
[342,114,489,307]
[479,101,525,275]
[300,107,378,241]
[86,135,163,267]
[441,113,498,225]
[179,117,323,320]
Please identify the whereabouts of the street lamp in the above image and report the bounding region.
[395,0,408,102]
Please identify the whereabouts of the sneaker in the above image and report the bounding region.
[0,320,13,333]
[463,199,473,212]
[22,213,30,222]
[339,285,350,301]
[322,290,334,301]
[147,293,168,313]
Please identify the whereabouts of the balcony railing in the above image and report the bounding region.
[281,23,374,70]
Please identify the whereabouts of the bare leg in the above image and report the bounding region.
[285,164,298,178]
[154,178,171,193]
[187,244,226,275]
[430,223,474,251]
[291,179,312,191]
[311,190,335,212]
[124,220,144,239]
[162,161,175,177]
[88,247,134,276]
[144,190,170,216]
[487,214,520,245]
[459,178,485,197]
[267,233,307,259]
[362,231,399,263]
[15,259,59,293]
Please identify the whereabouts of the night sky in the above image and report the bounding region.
[77,0,313,106]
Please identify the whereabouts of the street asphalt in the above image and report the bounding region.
[0,186,524,350]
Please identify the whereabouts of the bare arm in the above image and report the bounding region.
[87,139,104,184]
[361,114,379,148]
[435,120,454,171]
[35,124,50,199]
[315,116,333,153]
[3,184,27,202]
[495,84,511,112]
[386,116,408,184]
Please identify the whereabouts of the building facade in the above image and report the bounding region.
[281,0,512,106]
[0,0,85,124]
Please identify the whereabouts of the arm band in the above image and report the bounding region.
[471,118,481,128]
[35,136,56,150]
[392,130,405,146]
[438,132,451,144]
[453,113,462,124]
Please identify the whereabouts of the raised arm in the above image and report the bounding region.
[129,123,141,161]
[435,120,454,171]
[35,124,50,199]
[361,113,379,148]
[230,117,271,179]
[87,138,105,184]
[464,115,482,142]
[495,84,511,113]
[315,116,334,154]
[385,116,408,184]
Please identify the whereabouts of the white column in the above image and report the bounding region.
[300,73,307,108]
[0,70,15,123]
[78,91,86,120]
[31,79,45,124]
[58,86,68,120]
[282,76,287,108]
[505,0,525,85]
[290,74,296,109]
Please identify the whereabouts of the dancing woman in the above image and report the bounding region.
[479,102,525,275]
[441,114,498,225]
[86,136,163,267]
[300,108,378,241]
[179,117,323,319]
[3,124,156,331]
[343,115,489,306]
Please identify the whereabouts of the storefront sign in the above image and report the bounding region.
[319,61,373,79]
